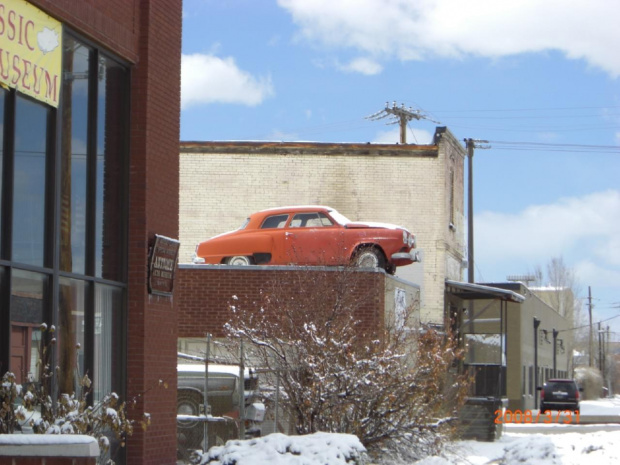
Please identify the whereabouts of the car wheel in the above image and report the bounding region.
[226,256,253,266]
[177,390,202,429]
[353,247,386,269]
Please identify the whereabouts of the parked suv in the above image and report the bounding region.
[538,378,582,413]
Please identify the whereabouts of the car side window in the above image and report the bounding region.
[261,214,289,229]
[290,212,334,228]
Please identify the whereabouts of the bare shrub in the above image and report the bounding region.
[225,267,469,459]
[1,323,154,464]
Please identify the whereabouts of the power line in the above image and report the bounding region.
[558,313,620,334]
[424,105,620,113]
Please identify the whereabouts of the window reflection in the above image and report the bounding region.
[94,284,122,401]
[96,57,127,281]
[60,38,90,275]
[58,277,86,395]
[0,90,4,248]
[12,97,49,267]
[10,270,48,384]
[1,34,128,412]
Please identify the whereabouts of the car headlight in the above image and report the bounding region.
[403,231,415,248]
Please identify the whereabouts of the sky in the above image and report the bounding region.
[180,0,620,336]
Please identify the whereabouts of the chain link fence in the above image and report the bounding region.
[176,336,293,463]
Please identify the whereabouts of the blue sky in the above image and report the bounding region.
[180,0,620,336]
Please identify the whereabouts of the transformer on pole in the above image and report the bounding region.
[366,101,439,144]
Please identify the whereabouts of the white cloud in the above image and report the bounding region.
[574,260,620,288]
[337,57,383,75]
[181,54,274,109]
[278,0,620,77]
[476,190,620,277]
[372,127,433,144]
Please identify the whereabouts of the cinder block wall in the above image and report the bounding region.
[180,130,466,324]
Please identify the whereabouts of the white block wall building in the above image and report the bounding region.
[179,127,467,325]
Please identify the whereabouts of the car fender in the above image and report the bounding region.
[351,242,386,259]
[178,386,203,398]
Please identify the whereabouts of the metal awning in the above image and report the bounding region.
[445,280,525,303]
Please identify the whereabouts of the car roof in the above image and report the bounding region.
[545,378,576,383]
[255,205,334,216]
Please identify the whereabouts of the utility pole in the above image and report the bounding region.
[464,138,490,283]
[588,286,593,367]
[553,328,558,378]
[598,321,603,372]
[534,317,541,409]
[366,102,439,144]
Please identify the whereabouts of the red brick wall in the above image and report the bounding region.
[29,0,141,62]
[177,267,387,338]
[125,1,181,464]
[27,1,182,464]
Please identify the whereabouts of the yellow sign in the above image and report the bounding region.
[0,0,63,107]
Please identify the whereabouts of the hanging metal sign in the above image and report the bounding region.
[148,234,180,296]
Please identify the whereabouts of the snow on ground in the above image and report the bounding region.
[189,398,620,464]
[414,397,620,465]
[195,432,366,465]
[419,430,620,465]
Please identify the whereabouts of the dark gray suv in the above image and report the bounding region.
[539,379,582,413]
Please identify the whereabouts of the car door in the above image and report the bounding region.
[285,212,344,265]
[256,213,290,263]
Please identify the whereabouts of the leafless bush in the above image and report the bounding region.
[225,267,469,459]
[1,323,154,464]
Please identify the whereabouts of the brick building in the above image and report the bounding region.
[0,1,181,463]
[180,127,466,325]
[176,265,421,341]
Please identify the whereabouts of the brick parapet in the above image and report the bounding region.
[177,266,387,339]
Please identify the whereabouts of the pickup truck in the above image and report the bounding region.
[177,363,265,456]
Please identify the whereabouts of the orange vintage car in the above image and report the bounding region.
[193,206,420,274]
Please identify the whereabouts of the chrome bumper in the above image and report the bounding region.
[391,251,421,263]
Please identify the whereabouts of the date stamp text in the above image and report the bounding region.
[494,409,580,424]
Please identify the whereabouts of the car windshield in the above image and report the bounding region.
[239,218,250,230]
[327,209,351,226]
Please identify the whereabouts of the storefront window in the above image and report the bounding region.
[60,38,90,275]
[94,284,123,402]
[58,277,87,394]
[96,57,127,281]
[10,270,48,384]
[1,31,128,405]
[12,97,50,267]
[0,90,4,247]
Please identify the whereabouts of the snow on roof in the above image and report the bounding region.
[257,205,334,214]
